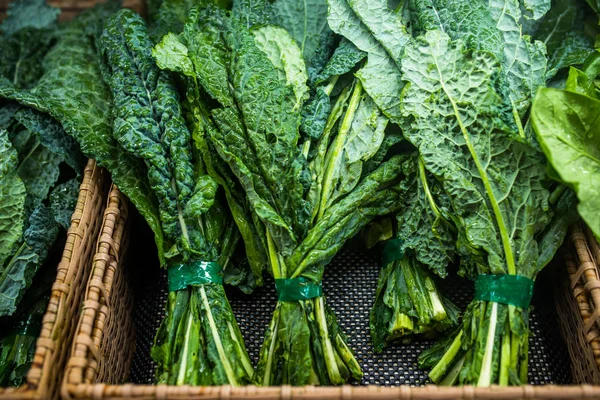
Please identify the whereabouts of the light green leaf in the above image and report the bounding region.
[488,0,547,116]
[272,0,334,74]
[0,129,26,269]
[400,30,552,277]
[327,0,404,122]
[532,88,600,240]
[252,25,310,110]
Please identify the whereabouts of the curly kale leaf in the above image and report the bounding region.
[400,30,552,278]
[0,0,60,36]
[327,0,404,122]
[272,0,335,77]
[100,10,201,260]
[0,3,165,265]
[0,129,26,269]
[396,157,455,278]
[0,204,58,317]
[49,179,80,230]
[14,108,84,175]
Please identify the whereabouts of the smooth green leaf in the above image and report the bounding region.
[532,88,600,240]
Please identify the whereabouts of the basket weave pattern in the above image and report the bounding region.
[557,224,600,383]
[61,190,600,399]
[0,160,109,400]
[63,185,133,395]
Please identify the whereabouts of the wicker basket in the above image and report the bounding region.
[0,159,110,400]
[60,186,600,399]
[556,224,600,384]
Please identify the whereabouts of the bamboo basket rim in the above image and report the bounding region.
[0,159,108,399]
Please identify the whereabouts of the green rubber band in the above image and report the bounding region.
[275,277,323,302]
[382,238,404,266]
[168,261,223,292]
[474,274,534,309]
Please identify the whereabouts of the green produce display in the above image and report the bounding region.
[0,0,598,389]
[0,0,83,385]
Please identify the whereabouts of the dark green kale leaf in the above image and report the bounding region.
[0,204,58,317]
[0,2,166,265]
[49,179,80,230]
[0,0,60,36]
[14,108,84,175]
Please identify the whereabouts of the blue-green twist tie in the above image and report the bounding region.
[382,238,404,266]
[474,274,535,309]
[168,261,223,292]
[275,277,323,302]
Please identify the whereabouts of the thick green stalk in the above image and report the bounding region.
[198,286,238,386]
[477,301,498,387]
[317,80,363,220]
[429,330,464,383]
[315,296,343,384]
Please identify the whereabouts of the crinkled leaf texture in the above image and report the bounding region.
[0,0,60,36]
[0,129,26,269]
[0,204,58,317]
[400,30,552,278]
[100,9,199,260]
[271,0,335,77]
[0,3,166,265]
[532,89,600,241]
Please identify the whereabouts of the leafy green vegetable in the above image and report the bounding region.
[0,129,26,269]
[271,0,335,79]
[369,156,458,351]
[100,9,253,386]
[0,0,60,36]
[0,205,58,317]
[0,1,166,265]
[153,3,411,385]
[532,88,600,240]
[50,179,80,230]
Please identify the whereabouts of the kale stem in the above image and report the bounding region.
[439,354,466,386]
[315,297,343,384]
[511,99,526,140]
[317,80,363,220]
[266,229,282,279]
[429,330,463,383]
[477,301,498,387]
[176,309,195,385]
[519,333,529,384]
[499,322,511,386]
[198,286,238,386]
[227,321,254,378]
[418,158,456,234]
[549,184,567,205]
[261,304,281,386]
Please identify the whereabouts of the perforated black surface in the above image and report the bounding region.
[128,244,572,386]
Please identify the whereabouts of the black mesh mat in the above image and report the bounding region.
[128,231,573,386]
